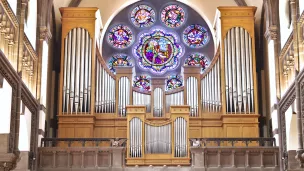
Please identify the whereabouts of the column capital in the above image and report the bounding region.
[264,25,278,42]
[39,26,52,43]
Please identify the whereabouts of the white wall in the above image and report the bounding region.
[7,0,17,15]
[18,103,32,151]
[0,79,12,133]
[24,0,37,50]
[300,1,304,15]
[285,106,298,150]
[279,0,293,48]
[40,41,49,106]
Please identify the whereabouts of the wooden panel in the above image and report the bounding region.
[202,127,223,138]
[243,126,259,137]
[94,127,115,138]
[115,127,127,138]
[226,126,242,137]
[189,127,201,138]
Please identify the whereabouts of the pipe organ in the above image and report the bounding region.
[165,90,184,112]
[201,57,221,112]
[153,88,163,117]
[133,91,151,112]
[224,27,254,114]
[186,77,199,117]
[95,59,116,113]
[62,28,92,114]
[57,7,260,166]
[118,77,131,116]
[127,106,190,165]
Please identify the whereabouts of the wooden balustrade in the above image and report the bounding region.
[22,35,38,97]
[279,34,294,96]
[0,0,19,70]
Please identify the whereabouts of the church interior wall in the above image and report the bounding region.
[24,0,37,50]
[279,0,293,49]
[0,78,12,134]
[18,104,32,151]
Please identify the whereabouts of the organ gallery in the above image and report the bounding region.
[2,0,304,170]
[57,2,259,166]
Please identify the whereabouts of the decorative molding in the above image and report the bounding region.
[279,32,294,60]
[264,25,278,41]
[0,0,19,28]
[23,35,38,61]
[234,0,247,6]
[39,26,52,43]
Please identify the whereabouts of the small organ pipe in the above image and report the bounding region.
[74,28,81,114]
[95,61,99,112]
[88,39,92,112]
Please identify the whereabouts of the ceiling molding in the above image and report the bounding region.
[234,0,247,6]
[69,0,82,7]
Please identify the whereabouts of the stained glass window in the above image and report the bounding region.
[161,5,185,28]
[133,75,151,91]
[108,54,132,73]
[166,75,183,90]
[131,5,155,28]
[134,29,182,73]
[108,25,133,48]
[184,53,209,73]
[183,24,209,48]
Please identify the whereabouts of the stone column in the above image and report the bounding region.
[111,147,125,171]
[190,148,205,171]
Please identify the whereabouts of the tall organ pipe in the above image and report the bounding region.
[62,28,92,114]
[224,27,254,114]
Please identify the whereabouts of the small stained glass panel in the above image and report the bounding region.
[161,5,185,28]
[133,75,151,91]
[166,75,183,91]
[107,25,133,48]
[131,5,156,28]
[184,53,209,73]
[183,24,209,48]
[108,54,132,73]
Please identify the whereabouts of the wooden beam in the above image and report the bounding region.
[234,0,247,6]
[69,0,82,7]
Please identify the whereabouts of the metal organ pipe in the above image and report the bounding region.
[201,58,221,113]
[62,28,92,114]
[187,77,198,117]
[118,77,130,116]
[153,88,163,117]
[224,27,254,114]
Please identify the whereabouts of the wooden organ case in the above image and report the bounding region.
[57,7,259,166]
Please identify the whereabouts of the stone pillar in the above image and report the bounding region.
[190,148,205,171]
[37,27,52,146]
[111,147,125,171]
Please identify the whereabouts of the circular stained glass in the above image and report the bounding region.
[133,75,151,91]
[166,75,183,91]
[161,5,185,28]
[108,54,132,73]
[183,24,209,48]
[131,5,155,28]
[184,53,209,73]
[134,29,182,73]
[108,25,133,48]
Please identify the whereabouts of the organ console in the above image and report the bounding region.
[57,6,259,166]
